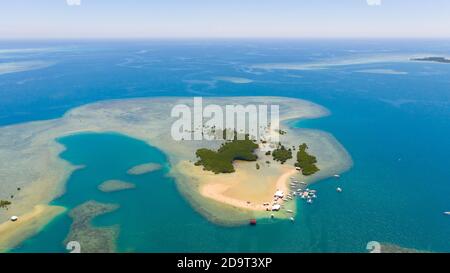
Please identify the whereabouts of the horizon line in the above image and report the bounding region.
[2,36,450,41]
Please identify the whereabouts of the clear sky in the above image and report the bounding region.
[1,0,450,39]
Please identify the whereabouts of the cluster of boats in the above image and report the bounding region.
[256,173,450,227]
[257,173,449,226]
[288,177,317,204]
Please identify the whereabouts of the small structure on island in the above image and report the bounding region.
[10,216,18,222]
[274,190,284,199]
[271,204,281,211]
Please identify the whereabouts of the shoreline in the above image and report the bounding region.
[0,204,66,253]
[198,166,297,212]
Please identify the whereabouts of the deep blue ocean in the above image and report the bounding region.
[1,40,449,252]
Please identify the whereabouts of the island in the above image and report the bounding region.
[127,163,162,175]
[411,56,450,64]
[98,180,135,193]
[0,96,353,249]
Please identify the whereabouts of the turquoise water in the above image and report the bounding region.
[2,40,450,252]
[13,132,355,253]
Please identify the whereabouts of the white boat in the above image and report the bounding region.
[286,209,293,213]
[290,217,295,222]
[444,212,450,215]
[10,216,18,222]
[274,190,284,199]
[336,187,343,192]
[271,204,281,211]
[334,174,341,178]
[307,199,313,204]
[300,182,306,185]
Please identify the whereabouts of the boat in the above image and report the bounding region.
[336,187,343,192]
[290,217,295,222]
[249,219,257,225]
[274,190,284,198]
[334,174,341,178]
[444,212,450,215]
[10,216,18,222]
[307,199,313,204]
[272,204,281,211]
[286,209,293,213]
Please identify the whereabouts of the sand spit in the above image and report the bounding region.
[214,76,254,84]
[0,204,66,252]
[0,96,352,245]
[127,163,162,175]
[250,54,435,71]
[98,180,136,193]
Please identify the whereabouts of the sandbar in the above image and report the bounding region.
[127,163,162,175]
[0,204,66,252]
[0,96,352,246]
[98,180,135,192]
